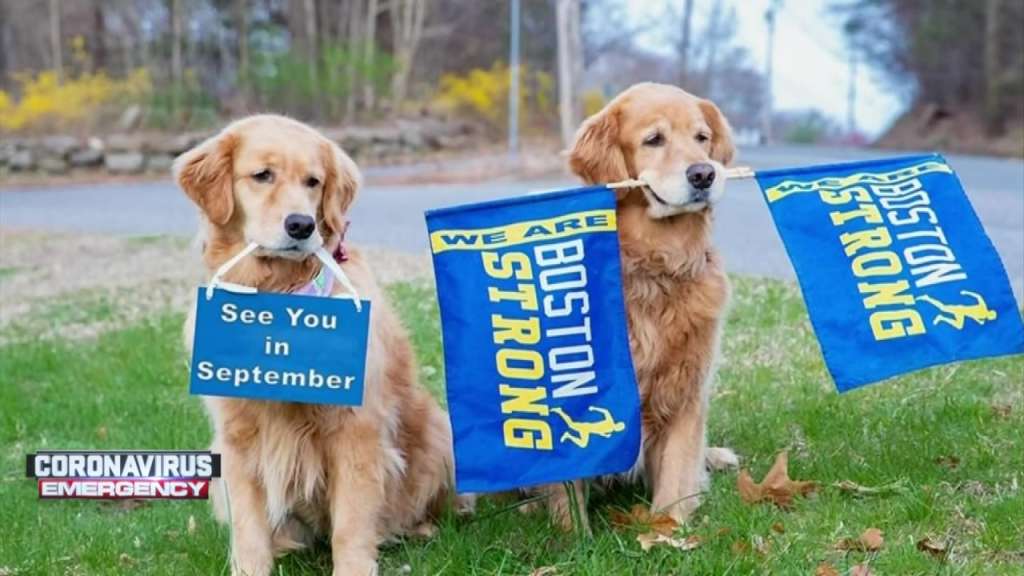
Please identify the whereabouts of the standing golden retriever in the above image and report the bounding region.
[541,83,738,529]
[176,115,460,576]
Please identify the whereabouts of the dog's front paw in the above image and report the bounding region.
[658,497,700,525]
[454,492,477,516]
[332,553,378,576]
[706,446,740,471]
[231,553,273,576]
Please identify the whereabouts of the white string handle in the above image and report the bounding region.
[205,242,259,300]
[205,242,363,312]
[606,165,756,190]
[314,246,363,312]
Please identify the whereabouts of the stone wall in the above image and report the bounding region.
[0,117,477,176]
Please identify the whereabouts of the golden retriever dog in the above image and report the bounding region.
[540,83,738,529]
[176,115,462,576]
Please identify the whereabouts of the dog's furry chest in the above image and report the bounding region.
[214,399,348,528]
[621,258,730,432]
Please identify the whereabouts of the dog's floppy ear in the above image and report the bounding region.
[698,99,735,166]
[173,131,238,225]
[319,140,361,242]
[568,107,629,185]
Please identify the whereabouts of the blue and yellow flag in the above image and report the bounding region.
[757,154,1024,391]
[426,187,641,493]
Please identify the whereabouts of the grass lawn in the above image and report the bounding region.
[1,277,1021,575]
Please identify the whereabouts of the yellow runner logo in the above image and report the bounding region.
[917,291,997,329]
[550,406,625,448]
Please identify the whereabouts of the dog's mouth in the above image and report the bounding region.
[257,242,317,259]
[645,187,710,210]
[648,188,670,205]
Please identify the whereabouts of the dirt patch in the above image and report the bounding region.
[877,104,1024,158]
[0,229,431,342]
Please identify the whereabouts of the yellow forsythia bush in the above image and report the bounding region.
[0,68,151,133]
[434,62,555,131]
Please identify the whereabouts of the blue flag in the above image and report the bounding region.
[426,186,641,493]
[756,154,1024,391]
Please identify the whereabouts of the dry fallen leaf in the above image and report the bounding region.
[771,522,785,534]
[991,403,1012,418]
[814,563,840,576]
[96,426,108,441]
[736,451,817,508]
[860,528,884,551]
[850,564,873,576]
[636,533,702,552]
[731,540,750,555]
[528,567,558,576]
[935,455,960,470]
[916,536,949,559]
[609,504,678,536]
[837,528,885,552]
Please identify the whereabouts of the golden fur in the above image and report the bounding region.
[176,115,463,576]
[544,83,737,528]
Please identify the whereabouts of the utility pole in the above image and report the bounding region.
[556,0,582,148]
[760,0,781,145]
[508,0,521,157]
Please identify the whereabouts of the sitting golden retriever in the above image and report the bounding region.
[176,115,461,576]
[540,83,738,529]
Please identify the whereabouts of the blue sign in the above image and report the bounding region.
[426,186,642,493]
[190,288,370,405]
[756,154,1024,391]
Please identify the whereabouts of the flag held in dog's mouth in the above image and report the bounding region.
[755,154,1024,392]
[426,187,641,493]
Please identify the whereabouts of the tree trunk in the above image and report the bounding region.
[984,0,1003,135]
[390,0,427,113]
[345,0,364,121]
[235,0,249,82]
[678,0,694,87]
[1,1,14,76]
[303,0,320,119]
[49,0,62,81]
[91,0,107,72]
[170,0,183,111]
[701,0,724,96]
[363,0,379,111]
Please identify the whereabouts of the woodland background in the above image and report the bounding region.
[0,0,1021,154]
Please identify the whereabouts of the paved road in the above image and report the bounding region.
[2,145,1022,298]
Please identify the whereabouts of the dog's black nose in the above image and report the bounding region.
[284,214,316,240]
[686,163,716,190]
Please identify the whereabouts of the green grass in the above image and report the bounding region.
[1,278,1022,575]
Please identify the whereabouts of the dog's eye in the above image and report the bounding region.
[305,176,321,188]
[695,132,711,144]
[642,133,665,147]
[252,169,274,183]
